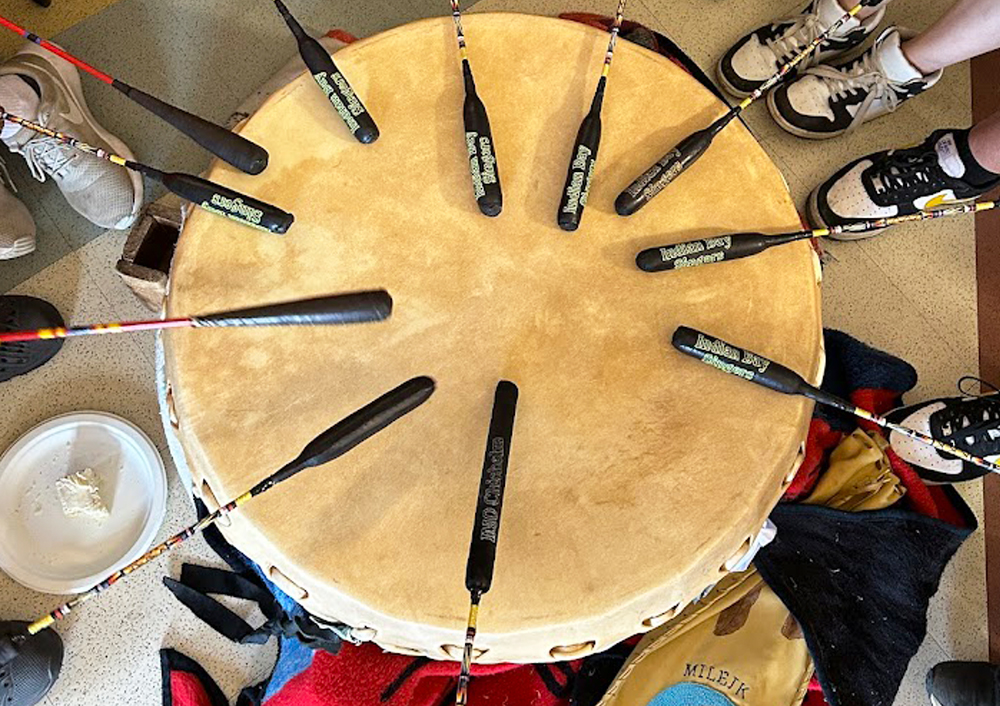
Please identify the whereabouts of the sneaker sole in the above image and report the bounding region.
[806,185,884,241]
[715,58,754,99]
[0,235,36,260]
[767,90,853,140]
[6,43,143,229]
[808,184,977,242]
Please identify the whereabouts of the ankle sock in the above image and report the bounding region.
[936,128,1000,188]
[0,75,41,140]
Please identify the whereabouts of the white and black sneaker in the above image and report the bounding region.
[884,380,1000,484]
[718,0,885,98]
[808,129,1000,237]
[767,27,941,139]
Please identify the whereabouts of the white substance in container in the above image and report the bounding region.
[55,468,109,521]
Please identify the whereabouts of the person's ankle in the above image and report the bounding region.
[900,39,943,75]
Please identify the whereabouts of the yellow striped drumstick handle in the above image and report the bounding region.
[817,200,998,237]
[455,597,480,706]
[738,2,863,110]
[853,407,1000,475]
[0,108,129,165]
[601,0,628,79]
[25,493,253,636]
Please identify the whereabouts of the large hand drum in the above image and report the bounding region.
[162,14,823,663]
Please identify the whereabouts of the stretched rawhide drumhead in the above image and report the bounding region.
[163,14,823,663]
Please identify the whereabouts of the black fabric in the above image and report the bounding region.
[755,496,977,706]
[160,648,229,706]
[167,502,344,655]
[163,569,272,645]
[0,296,65,383]
[569,642,634,706]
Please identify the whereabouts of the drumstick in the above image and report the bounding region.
[0,16,268,175]
[636,200,1000,272]
[273,0,379,144]
[557,0,627,232]
[457,380,519,706]
[615,0,881,216]
[671,326,1000,475]
[451,0,503,217]
[0,291,392,344]
[0,107,293,234]
[14,375,435,639]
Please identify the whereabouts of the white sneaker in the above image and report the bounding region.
[0,41,142,229]
[767,27,942,139]
[718,0,886,98]
[0,156,36,259]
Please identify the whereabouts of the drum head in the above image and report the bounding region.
[164,14,823,663]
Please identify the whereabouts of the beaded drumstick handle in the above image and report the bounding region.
[556,0,628,232]
[0,106,292,234]
[451,0,503,217]
[672,327,1000,475]
[0,16,267,174]
[17,376,436,639]
[0,291,392,344]
[635,200,1000,272]
[616,0,882,216]
[457,381,519,705]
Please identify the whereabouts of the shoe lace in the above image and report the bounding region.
[16,134,79,184]
[867,149,944,199]
[764,12,824,65]
[807,49,902,133]
[931,377,1000,452]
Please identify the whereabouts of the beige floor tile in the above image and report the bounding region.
[895,633,949,706]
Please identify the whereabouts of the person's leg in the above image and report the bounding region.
[969,108,1000,175]
[902,0,1000,74]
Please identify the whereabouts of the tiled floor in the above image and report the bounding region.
[0,0,987,704]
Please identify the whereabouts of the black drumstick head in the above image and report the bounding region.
[616,123,721,216]
[466,381,518,595]
[462,62,503,217]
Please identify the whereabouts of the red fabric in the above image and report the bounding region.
[325,29,359,44]
[170,671,216,706]
[265,642,579,706]
[803,676,831,706]
[783,419,843,501]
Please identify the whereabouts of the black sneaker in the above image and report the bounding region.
[768,27,940,139]
[927,661,1000,706]
[885,382,1000,484]
[717,0,884,98]
[808,129,1000,238]
[0,623,63,706]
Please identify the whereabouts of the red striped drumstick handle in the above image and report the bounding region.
[0,15,115,84]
